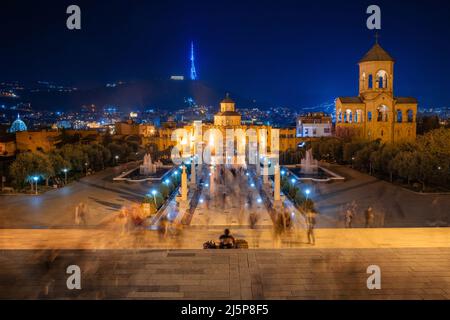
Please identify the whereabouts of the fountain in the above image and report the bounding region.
[300,149,319,174]
[140,153,163,175]
[284,148,345,182]
[113,153,171,182]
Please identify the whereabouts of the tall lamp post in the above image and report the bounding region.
[151,189,158,207]
[63,168,69,185]
[84,162,89,176]
[32,176,39,195]
[305,188,311,200]
[303,188,311,213]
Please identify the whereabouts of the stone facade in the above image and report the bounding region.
[336,42,417,143]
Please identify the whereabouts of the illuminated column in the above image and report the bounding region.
[190,160,196,186]
[256,152,261,176]
[209,166,215,195]
[263,157,269,184]
[181,165,188,201]
[274,164,281,201]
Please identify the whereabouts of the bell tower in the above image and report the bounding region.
[358,36,395,99]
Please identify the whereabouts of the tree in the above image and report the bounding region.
[391,150,417,185]
[417,115,441,135]
[49,151,71,174]
[60,144,86,172]
[9,153,35,189]
[35,152,54,186]
[9,152,53,188]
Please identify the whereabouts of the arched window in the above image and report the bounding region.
[337,109,342,123]
[397,110,403,123]
[368,75,373,89]
[376,70,388,89]
[346,110,353,123]
[380,130,384,137]
[368,111,372,122]
[356,110,363,123]
[407,110,414,122]
[377,105,389,122]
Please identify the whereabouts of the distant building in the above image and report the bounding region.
[8,114,27,133]
[296,112,332,138]
[336,40,417,143]
[114,119,156,137]
[0,135,16,157]
[15,130,61,153]
[214,94,242,126]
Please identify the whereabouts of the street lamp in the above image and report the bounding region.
[291,178,296,184]
[115,155,119,165]
[151,189,158,207]
[84,162,89,176]
[32,176,39,195]
[62,168,69,185]
[305,188,311,200]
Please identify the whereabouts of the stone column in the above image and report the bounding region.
[263,158,269,184]
[211,166,216,195]
[181,165,188,201]
[256,153,261,176]
[274,164,281,201]
[190,161,196,186]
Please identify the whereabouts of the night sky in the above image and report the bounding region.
[1,0,450,108]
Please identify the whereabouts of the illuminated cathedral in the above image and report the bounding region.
[336,40,417,143]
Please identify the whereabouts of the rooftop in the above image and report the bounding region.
[359,43,395,63]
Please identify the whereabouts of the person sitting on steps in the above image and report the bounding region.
[219,229,235,249]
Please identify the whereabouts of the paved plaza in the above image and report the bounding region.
[0,165,152,229]
[314,164,450,228]
[1,163,450,300]
[1,163,450,230]
[1,247,450,300]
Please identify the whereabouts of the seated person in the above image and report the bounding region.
[219,229,235,249]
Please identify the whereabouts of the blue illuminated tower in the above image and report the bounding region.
[190,41,198,80]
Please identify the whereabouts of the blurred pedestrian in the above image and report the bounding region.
[345,209,353,228]
[158,216,168,240]
[249,212,258,229]
[306,210,316,245]
[74,205,80,225]
[365,206,375,228]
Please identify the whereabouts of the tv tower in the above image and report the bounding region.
[190,41,198,80]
